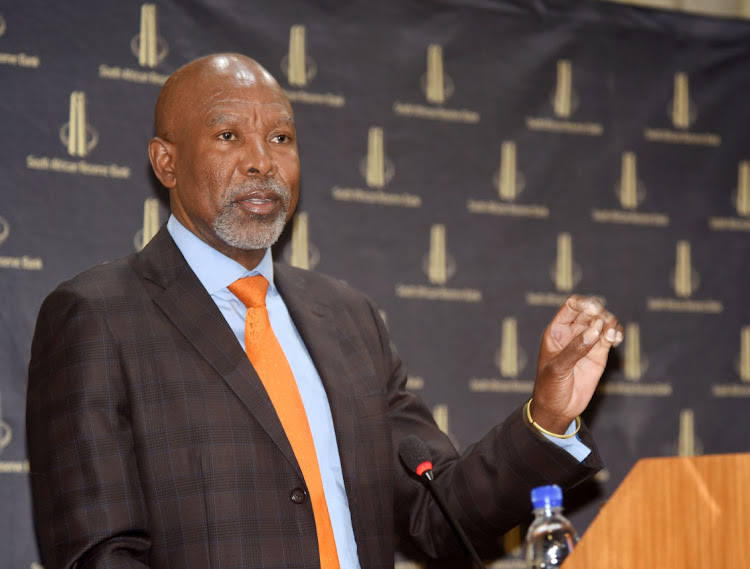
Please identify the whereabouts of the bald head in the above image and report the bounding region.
[154,53,289,141]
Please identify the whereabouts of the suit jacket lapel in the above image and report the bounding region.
[133,227,302,478]
[274,264,359,488]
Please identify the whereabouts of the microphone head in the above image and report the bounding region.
[399,435,433,477]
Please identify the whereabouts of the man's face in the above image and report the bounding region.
[165,61,300,260]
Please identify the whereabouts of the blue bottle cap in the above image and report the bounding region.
[531,484,563,509]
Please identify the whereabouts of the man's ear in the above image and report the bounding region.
[148,137,177,189]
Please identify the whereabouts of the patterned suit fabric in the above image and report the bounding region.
[26,226,602,569]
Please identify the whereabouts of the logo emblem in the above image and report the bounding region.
[677,409,702,456]
[59,91,98,157]
[617,152,646,210]
[0,13,6,37]
[492,141,525,201]
[131,4,168,68]
[421,44,454,104]
[359,127,395,189]
[423,224,455,285]
[133,197,161,251]
[551,233,581,292]
[494,318,528,378]
[0,215,9,246]
[736,326,750,382]
[670,240,700,298]
[433,404,459,448]
[623,323,648,380]
[733,161,750,217]
[281,24,317,87]
[669,72,697,131]
[286,212,320,270]
[551,60,578,118]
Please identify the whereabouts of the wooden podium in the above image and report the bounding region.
[563,453,750,568]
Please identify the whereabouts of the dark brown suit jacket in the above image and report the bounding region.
[27,227,602,569]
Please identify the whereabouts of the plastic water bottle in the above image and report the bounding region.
[524,484,578,568]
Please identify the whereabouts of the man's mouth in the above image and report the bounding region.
[232,190,280,216]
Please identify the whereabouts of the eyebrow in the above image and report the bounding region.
[207,112,295,127]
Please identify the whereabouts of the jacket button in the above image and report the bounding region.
[290,488,307,504]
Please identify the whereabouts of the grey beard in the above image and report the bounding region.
[213,180,292,251]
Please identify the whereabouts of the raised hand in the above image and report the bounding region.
[530,295,623,435]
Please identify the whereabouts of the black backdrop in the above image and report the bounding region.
[2,0,750,567]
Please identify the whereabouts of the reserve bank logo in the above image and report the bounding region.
[423,224,455,285]
[736,326,750,382]
[433,404,459,449]
[647,240,721,313]
[0,216,9,246]
[551,232,581,293]
[393,44,479,123]
[525,233,597,307]
[733,161,750,217]
[708,161,750,231]
[712,326,750,397]
[644,72,719,146]
[332,126,419,207]
[59,91,98,157]
[526,60,602,136]
[493,141,525,201]
[134,197,161,251]
[590,151,669,226]
[623,322,647,380]
[396,224,480,301]
[669,72,697,131]
[670,240,699,298]
[131,4,168,68]
[551,60,578,118]
[494,318,528,378]
[421,44,454,104]
[281,24,317,87]
[466,141,549,218]
[617,152,645,210]
[285,212,320,270]
[676,409,702,456]
[360,127,395,189]
[599,323,672,396]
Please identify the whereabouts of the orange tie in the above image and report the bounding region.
[228,275,340,569]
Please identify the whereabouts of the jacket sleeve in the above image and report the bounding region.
[27,284,151,569]
[372,299,603,559]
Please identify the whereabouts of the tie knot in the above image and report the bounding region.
[228,275,269,308]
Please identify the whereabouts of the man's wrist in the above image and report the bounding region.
[525,398,581,439]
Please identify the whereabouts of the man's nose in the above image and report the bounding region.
[242,138,274,176]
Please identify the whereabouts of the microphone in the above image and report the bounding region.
[399,435,488,569]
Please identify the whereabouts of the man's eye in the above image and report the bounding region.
[219,132,236,141]
[272,134,290,143]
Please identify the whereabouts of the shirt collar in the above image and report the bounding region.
[166,214,275,295]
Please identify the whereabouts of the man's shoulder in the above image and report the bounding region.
[40,250,153,319]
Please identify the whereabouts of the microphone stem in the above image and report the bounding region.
[423,472,488,569]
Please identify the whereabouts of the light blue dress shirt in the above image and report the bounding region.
[167,215,361,569]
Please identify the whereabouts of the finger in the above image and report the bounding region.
[601,320,624,348]
[549,318,604,375]
[555,295,606,326]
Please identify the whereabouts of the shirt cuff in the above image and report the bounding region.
[541,420,591,461]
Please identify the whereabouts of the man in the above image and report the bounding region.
[27,53,623,569]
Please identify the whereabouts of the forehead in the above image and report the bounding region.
[194,79,293,125]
